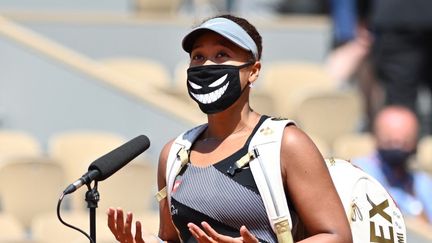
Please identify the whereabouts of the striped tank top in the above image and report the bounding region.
[170,115,278,243]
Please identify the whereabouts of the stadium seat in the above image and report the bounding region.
[260,61,337,118]
[249,89,276,115]
[134,0,182,15]
[417,135,432,174]
[292,89,363,146]
[332,133,375,160]
[169,61,193,103]
[47,131,125,211]
[0,130,42,162]
[32,211,113,243]
[0,157,65,228]
[0,213,26,242]
[97,160,157,214]
[100,57,171,92]
[308,134,331,158]
[32,209,159,243]
[133,210,160,236]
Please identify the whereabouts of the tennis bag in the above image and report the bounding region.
[157,117,407,243]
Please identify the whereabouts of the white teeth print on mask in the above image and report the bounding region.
[186,62,253,114]
[190,82,229,104]
[188,81,202,89]
[209,74,228,87]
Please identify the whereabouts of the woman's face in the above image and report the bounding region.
[185,31,261,114]
[189,31,253,67]
[189,31,257,87]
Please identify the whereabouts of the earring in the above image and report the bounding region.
[249,83,255,88]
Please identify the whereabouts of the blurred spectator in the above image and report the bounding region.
[370,0,432,135]
[275,0,327,14]
[325,0,380,131]
[329,0,357,48]
[352,106,432,223]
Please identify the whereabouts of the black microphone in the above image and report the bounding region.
[63,135,150,195]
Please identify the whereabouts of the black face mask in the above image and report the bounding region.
[377,148,413,167]
[186,62,253,114]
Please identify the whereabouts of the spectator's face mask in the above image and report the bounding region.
[377,148,414,167]
[187,62,253,114]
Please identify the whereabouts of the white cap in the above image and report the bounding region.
[182,17,259,60]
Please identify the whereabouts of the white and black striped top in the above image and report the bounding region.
[170,116,278,243]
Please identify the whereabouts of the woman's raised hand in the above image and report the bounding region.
[107,207,159,243]
[188,221,259,243]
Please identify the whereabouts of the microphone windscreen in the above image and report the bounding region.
[88,135,150,181]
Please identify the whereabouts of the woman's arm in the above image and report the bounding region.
[106,140,180,243]
[281,126,352,243]
[157,140,182,242]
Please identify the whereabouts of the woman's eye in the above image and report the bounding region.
[216,52,229,58]
[191,54,204,61]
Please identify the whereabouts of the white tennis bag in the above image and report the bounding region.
[157,117,407,243]
[326,159,407,243]
[326,158,407,243]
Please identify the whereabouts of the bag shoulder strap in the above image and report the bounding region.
[155,124,207,204]
[248,117,296,240]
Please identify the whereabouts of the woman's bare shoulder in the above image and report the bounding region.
[159,139,175,165]
[281,125,320,156]
[157,139,175,188]
[280,125,327,177]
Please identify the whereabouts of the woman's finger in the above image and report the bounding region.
[115,208,125,236]
[201,222,246,243]
[135,221,145,243]
[201,222,222,242]
[188,223,202,240]
[124,212,134,238]
[188,223,212,242]
[240,226,258,243]
[107,207,117,234]
[188,228,201,241]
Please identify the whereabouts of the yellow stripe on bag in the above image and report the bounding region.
[275,219,294,243]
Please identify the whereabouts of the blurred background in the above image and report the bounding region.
[0,0,431,242]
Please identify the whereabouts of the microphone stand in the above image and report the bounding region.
[85,181,100,243]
